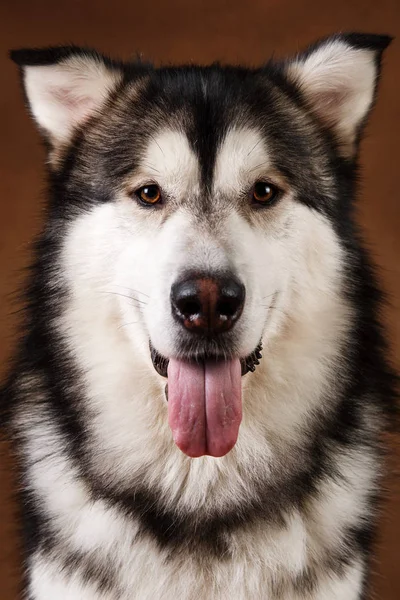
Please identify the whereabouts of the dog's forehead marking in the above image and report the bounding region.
[213,127,271,192]
[140,129,200,194]
[135,127,274,206]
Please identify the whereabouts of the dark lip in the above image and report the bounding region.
[149,342,263,378]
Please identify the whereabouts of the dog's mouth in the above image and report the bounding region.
[150,342,263,459]
[150,343,263,378]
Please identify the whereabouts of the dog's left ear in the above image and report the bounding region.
[283,33,392,156]
[10,46,124,148]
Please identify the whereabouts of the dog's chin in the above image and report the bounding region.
[150,341,263,379]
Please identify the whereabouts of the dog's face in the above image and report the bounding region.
[12,34,389,456]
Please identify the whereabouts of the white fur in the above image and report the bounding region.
[287,39,377,154]
[306,448,378,561]
[129,128,200,196]
[23,55,122,142]
[20,404,367,599]
[214,127,275,192]
[315,562,364,600]
[30,555,114,600]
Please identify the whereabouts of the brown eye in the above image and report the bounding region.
[252,182,279,206]
[136,185,162,206]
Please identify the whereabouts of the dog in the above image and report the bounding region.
[2,32,397,599]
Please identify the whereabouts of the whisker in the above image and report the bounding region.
[248,162,267,174]
[246,138,263,158]
[148,133,165,157]
[266,305,285,315]
[141,162,160,174]
[118,320,141,330]
[111,285,150,298]
[101,291,148,306]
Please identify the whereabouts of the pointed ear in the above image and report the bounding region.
[283,33,392,156]
[10,46,123,147]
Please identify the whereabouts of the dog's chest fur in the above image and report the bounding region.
[29,508,364,600]
[23,406,368,600]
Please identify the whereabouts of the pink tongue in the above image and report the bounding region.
[167,358,242,458]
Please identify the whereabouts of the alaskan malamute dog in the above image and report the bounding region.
[3,33,397,599]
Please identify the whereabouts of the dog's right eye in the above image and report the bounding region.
[134,185,162,207]
[252,182,280,206]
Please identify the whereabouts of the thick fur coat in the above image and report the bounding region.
[2,33,397,599]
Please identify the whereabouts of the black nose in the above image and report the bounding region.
[171,274,245,334]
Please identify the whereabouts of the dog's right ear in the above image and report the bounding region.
[281,33,392,157]
[10,46,124,147]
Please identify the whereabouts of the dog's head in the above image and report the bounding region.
[12,34,390,457]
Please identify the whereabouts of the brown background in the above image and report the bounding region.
[0,0,399,598]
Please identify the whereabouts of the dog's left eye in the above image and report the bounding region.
[135,185,162,206]
[252,182,280,206]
